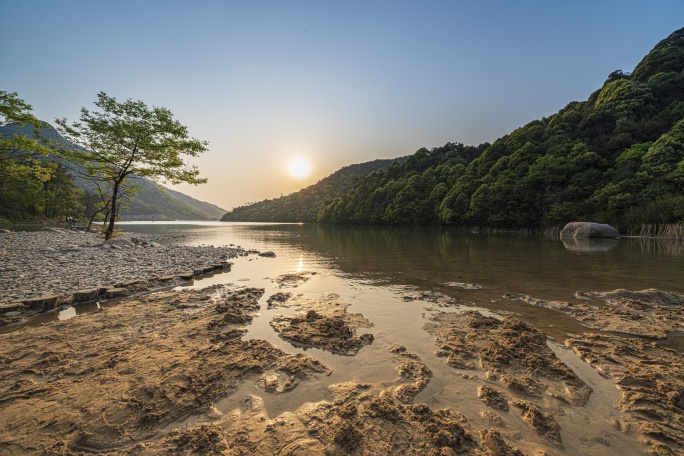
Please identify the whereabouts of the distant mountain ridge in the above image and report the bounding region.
[114,178,226,221]
[221,158,406,222]
[0,123,226,220]
[164,187,226,220]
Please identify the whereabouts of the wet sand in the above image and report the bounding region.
[1,257,683,454]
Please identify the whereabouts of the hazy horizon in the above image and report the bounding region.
[2,1,682,210]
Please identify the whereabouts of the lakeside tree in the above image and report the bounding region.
[56,92,208,239]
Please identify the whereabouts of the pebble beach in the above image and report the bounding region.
[0,228,243,324]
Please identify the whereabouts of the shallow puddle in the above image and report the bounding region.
[57,306,78,320]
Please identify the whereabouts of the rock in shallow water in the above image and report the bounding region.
[560,222,619,238]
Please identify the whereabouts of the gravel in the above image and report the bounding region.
[0,229,244,305]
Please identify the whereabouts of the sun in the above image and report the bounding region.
[288,158,312,179]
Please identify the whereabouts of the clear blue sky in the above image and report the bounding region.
[1,1,682,210]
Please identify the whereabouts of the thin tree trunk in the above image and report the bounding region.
[105,179,120,240]
[87,206,106,232]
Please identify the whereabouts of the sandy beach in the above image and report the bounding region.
[0,230,683,455]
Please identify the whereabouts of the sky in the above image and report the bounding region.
[1,1,682,211]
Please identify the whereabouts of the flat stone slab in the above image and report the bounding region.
[73,289,100,303]
[23,294,60,310]
[0,302,25,314]
[104,288,125,299]
[180,272,195,281]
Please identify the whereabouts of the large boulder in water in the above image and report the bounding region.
[560,222,619,238]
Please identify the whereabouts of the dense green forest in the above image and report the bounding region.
[318,28,684,230]
[221,158,404,222]
[0,154,83,222]
[0,110,83,222]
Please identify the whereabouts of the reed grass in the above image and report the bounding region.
[627,223,684,240]
[542,226,561,240]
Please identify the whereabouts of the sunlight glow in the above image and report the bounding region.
[288,158,312,179]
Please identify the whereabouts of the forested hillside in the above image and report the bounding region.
[112,178,225,221]
[319,28,684,230]
[221,158,404,222]
[165,188,227,220]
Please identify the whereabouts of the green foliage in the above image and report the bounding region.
[0,92,82,221]
[315,28,684,230]
[632,28,684,82]
[56,92,208,238]
[640,119,684,177]
[41,165,85,219]
[318,142,482,225]
[1,91,50,183]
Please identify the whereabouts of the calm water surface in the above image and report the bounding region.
[120,221,684,295]
[119,221,684,343]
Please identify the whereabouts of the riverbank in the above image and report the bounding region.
[1,227,682,455]
[0,229,243,327]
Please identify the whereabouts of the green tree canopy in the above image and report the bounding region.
[0,91,52,181]
[56,92,208,238]
[1,91,80,221]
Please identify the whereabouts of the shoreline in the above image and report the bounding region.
[0,229,246,328]
[1,228,683,454]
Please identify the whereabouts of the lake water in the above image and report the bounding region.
[119,221,684,345]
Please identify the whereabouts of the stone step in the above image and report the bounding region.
[23,294,60,311]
